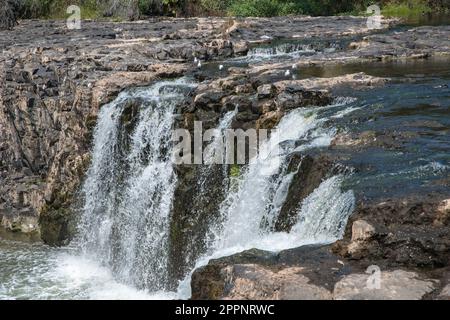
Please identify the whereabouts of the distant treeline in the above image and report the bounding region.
[3,0,450,20]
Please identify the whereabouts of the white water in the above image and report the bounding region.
[0,82,358,299]
[77,78,195,291]
[175,102,356,298]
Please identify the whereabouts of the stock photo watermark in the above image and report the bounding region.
[366,265,382,290]
[172,124,281,169]
[67,5,81,30]
[367,4,383,30]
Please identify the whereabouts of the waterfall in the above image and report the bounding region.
[78,75,357,297]
[177,100,357,298]
[77,79,195,291]
[209,105,355,253]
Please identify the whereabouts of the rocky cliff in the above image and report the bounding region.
[0,16,399,244]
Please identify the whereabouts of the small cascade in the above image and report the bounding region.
[248,43,316,59]
[209,104,355,254]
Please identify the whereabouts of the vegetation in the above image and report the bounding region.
[10,0,450,19]
[382,0,433,17]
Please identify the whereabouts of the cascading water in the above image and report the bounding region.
[77,79,195,291]
[75,82,359,297]
[209,104,355,254]
[176,100,357,298]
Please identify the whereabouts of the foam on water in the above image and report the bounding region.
[0,92,357,300]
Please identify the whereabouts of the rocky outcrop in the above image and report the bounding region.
[3,16,392,243]
[191,245,355,300]
[190,245,440,300]
[274,154,335,232]
[333,196,450,269]
[168,71,335,282]
[334,270,437,300]
[240,26,450,85]
[1,16,449,252]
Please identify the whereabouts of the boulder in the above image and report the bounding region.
[191,245,355,300]
[334,270,437,300]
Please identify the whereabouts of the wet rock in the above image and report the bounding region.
[217,265,332,300]
[194,90,227,108]
[232,41,249,56]
[275,154,334,232]
[257,84,276,99]
[334,270,437,300]
[256,110,283,130]
[0,209,39,234]
[191,245,354,300]
[331,130,418,150]
[169,164,229,287]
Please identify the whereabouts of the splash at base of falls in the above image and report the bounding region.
[0,82,358,300]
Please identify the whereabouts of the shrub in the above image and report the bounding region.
[0,0,20,29]
[382,0,433,16]
[227,0,303,17]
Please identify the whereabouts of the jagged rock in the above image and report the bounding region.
[216,265,333,300]
[334,270,437,300]
[439,284,450,300]
[275,154,334,232]
[257,84,276,99]
[333,196,450,269]
[191,245,355,300]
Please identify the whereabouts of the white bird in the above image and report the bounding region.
[194,57,198,63]
[197,60,202,68]
[292,64,297,69]
[219,64,224,70]
[284,70,291,77]
[292,74,297,80]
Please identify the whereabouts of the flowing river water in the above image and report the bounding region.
[1,24,450,300]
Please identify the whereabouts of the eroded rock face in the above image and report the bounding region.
[219,265,333,300]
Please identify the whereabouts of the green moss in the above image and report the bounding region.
[230,164,241,178]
